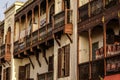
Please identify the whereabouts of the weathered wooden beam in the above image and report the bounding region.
[66,33,73,43]
[55,37,61,46]
[103,20,107,76]
[88,29,92,80]
[24,51,27,55]
[35,51,41,67]
[6,61,10,66]
[42,49,48,65]
[1,63,5,67]
[28,56,34,69]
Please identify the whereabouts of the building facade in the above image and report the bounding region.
[13,0,77,80]
[0,0,120,80]
[0,2,24,80]
[78,0,120,80]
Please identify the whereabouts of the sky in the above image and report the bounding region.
[0,0,27,21]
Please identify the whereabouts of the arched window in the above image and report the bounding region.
[64,0,70,9]
[6,27,11,44]
[49,4,55,23]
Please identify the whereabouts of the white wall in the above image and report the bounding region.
[79,0,89,7]
[55,0,62,14]
[79,32,89,63]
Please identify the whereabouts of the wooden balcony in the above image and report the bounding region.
[53,9,73,34]
[47,23,53,40]
[14,24,53,57]
[106,55,120,75]
[14,41,19,55]
[0,43,11,62]
[32,30,38,44]
[39,25,47,42]
[0,44,5,58]
[14,9,73,57]
[78,0,120,33]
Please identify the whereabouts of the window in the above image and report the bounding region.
[48,56,54,72]
[40,1,46,16]
[79,63,89,80]
[64,0,70,9]
[37,72,53,80]
[3,67,11,80]
[92,42,98,60]
[49,4,55,23]
[19,64,30,80]
[6,27,11,44]
[58,44,70,78]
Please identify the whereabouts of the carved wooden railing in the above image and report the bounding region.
[47,23,53,38]
[14,41,19,54]
[39,25,47,41]
[105,0,119,9]
[78,0,119,22]
[78,3,89,21]
[19,37,26,50]
[0,44,5,57]
[32,30,38,44]
[54,11,65,30]
[90,0,103,17]
[26,35,31,47]
[53,9,73,34]
[106,55,120,75]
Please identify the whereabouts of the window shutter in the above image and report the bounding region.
[25,64,30,79]
[64,44,70,76]
[19,66,26,80]
[3,69,6,80]
[58,48,62,78]
[6,67,11,80]
[48,56,53,71]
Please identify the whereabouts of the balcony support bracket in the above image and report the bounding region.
[55,37,61,46]
[66,33,73,43]
[1,63,5,67]
[35,51,41,67]
[28,55,34,69]
[6,61,10,66]
[42,49,48,65]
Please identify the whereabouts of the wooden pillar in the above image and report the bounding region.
[77,0,79,21]
[31,9,34,45]
[65,9,67,25]
[77,1,79,80]
[38,4,40,41]
[103,20,107,76]
[46,0,48,44]
[46,0,48,24]
[88,29,92,80]
[103,0,105,8]
[25,13,28,47]
[88,0,91,18]
[62,0,65,11]
[19,17,21,43]
[14,21,16,42]
[118,12,120,31]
